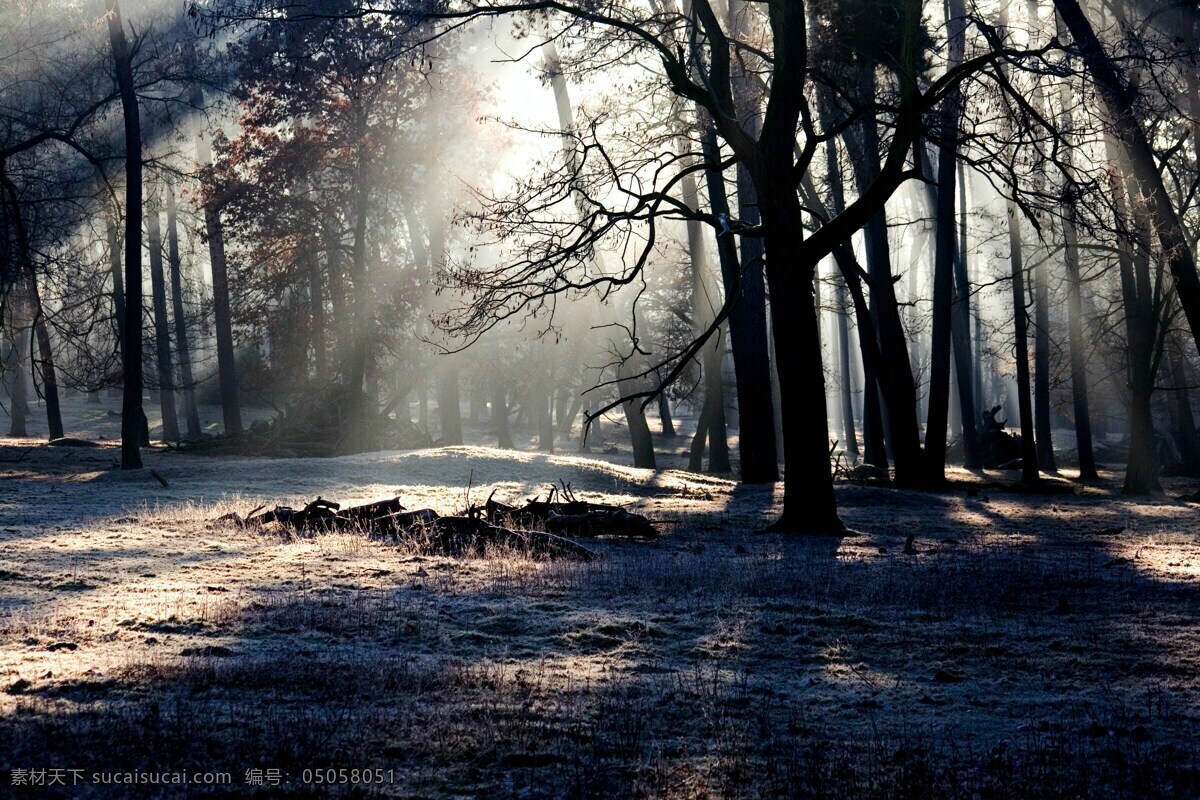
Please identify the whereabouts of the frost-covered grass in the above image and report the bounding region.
[2,398,1200,797]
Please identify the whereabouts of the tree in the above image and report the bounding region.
[107,0,145,470]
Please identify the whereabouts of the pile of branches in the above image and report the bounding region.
[224,483,658,560]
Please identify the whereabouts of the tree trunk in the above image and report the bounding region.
[31,280,63,441]
[815,99,884,467]
[757,178,843,532]
[1063,189,1098,479]
[1169,338,1200,472]
[835,274,859,463]
[1007,202,1039,483]
[1054,0,1200,357]
[106,211,125,359]
[965,166,984,417]
[845,69,923,485]
[618,361,656,469]
[146,197,180,443]
[166,185,201,438]
[307,242,327,378]
[657,392,676,437]
[727,7,781,483]
[4,299,29,437]
[680,132,730,473]
[195,90,242,438]
[700,115,761,477]
[924,0,966,483]
[108,0,144,469]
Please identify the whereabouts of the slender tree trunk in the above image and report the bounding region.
[681,133,730,473]
[307,243,326,378]
[1169,338,1200,472]
[835,274,859,462]
[816,99,885,467]
[1,165,62,441]
[699,115,760,476]
[4,298,29,437]
[108,0,144,469]
[1107,135,1163,495]
[965,166,984,418]
[1007,202,1039,483]
[146,197,180,443]
[194,93,242,438]
[1063,188,1098,479]
[924,0,966,483]
[727,6,780,483]
[845,71,923,484]
[106,211,125,360]
[950,161,980,465]
[30,280,63,441]
[166,185,201,438]
[1054,0,1200,356]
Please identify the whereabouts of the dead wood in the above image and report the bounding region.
[484,483,657,539]
[238,493,599,560]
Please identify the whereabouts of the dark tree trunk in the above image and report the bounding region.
[1032,257,1057,472]
[1,164,62,441]
[618,361,656,469]
[1063,194,1098,479]
[1109,136,1162,495]
[700,116,759,477]
[924,0,966,483]
[1170,339,1200,470]
[657,392,676,437]
[1007,203,1039,483]
[195,88,242,438]
[31,280,63,441]
[845,69,923,484]
[166,185,201,439]
[815,100,884,467]
[108,0,144,469]
[757,178,843,532]
[344,159,372,431]
[146,199,179,443]
[106,212,125,359]
[835,274,859,462]
[727,13,781,483]
[1054,0,1200,356]
[680,136,729,473]
[4,302,29,437]
[307,242,327,378]
[964,166,984,418]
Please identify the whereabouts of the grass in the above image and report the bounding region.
[3,441,1200,796]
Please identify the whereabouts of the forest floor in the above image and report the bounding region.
[2,397,1200,797]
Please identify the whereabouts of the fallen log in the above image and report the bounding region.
[484,483,657,539]
[240,496,595,560]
